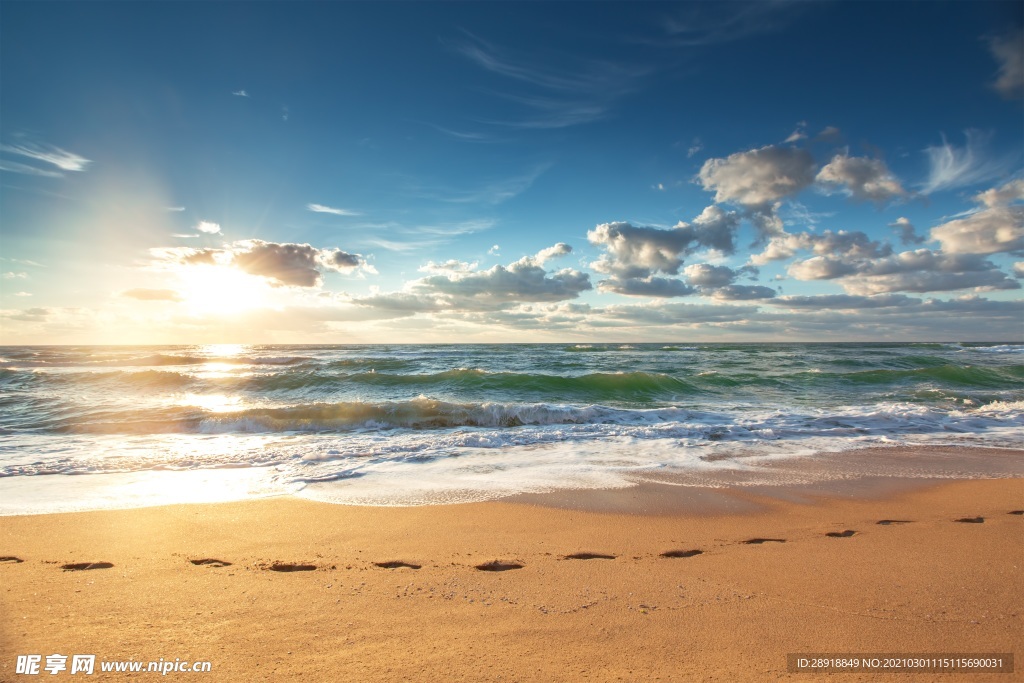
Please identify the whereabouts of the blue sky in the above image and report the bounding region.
[1,1,1021,343]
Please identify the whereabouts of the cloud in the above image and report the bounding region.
[196,221,221,234]
[890,217,925,245]
[751,229,892,265]
[920,130,1016,194]
[707,284,777,300]
[774,294,921,309]
[588,206,740,280]
[121,288,182,302]
[488,245,500,255]
[533,242,572,265]
[988,29,1024,99]
[0,160,65,178]
[814,126,842,142]
[930,178,1024,255]
[418,259,479,275]
[788,247,1020,295]
[165,206,186,212]
[0,142,91,172]
[456,33,648,129]
[414,166,548,205]
[307,203,360,216]
[597,276,697,298]
[698,145,817,208]
[232,89,250,97]
[658,1,802,46]
[352,252,591,311]
[815,153,906,202]
[156,240,372,286]
[600,301,760,326]
[683,263,736,287]
[1,307,51,322]
[1014,262,1024,278]
[3,272,28,279]
[687,138,704,158]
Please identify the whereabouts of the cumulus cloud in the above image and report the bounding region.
[698,145,817,208]
[588,206,739,279]
[418,260,479,275]
[600,301,760,326]
[989,29,1024,99]
[155,240,371,286]
[1014,262,1024,278]
[533,242,573,265]
[121,288,182,302]
[890,217,925,245]
[196,221,221,234]
[930,178,1024,255]
[597,276,697,298]
[920,130,1015,194]
[353,252,591,312]
[815,153,906,202]
[683,263,736,287]
[789,247,1020,295]
[751,229,892,265]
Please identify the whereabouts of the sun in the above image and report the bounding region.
[177,265,273,316]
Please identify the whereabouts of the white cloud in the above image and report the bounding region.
[989,29,1024,99]
[816,153,906,202]
[588,207,739,279]
[232,89,250,97]
[788,247,1020,295]
[533,242,572,265]
[164,206,186,212]
[353,254,591,311]
[1014,262,1024,278]
[3,272,28,279]
[0,142,91,172]
[687,138,704,158]
[683,263,736,287]
[488,245,500,255]
[707,284,776,301]
[307,203,360,216]
[920,130,1015,194]
[698,145,817,207]
[930,178,1024,255]
[418,260,479,275]
[0,160,64,177]
[751,229,892,265]
[196,221,222,234]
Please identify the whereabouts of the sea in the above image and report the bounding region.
[1,342,1021,514]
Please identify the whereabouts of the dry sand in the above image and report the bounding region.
[1,461,1022,681]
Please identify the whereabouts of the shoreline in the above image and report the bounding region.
[2,465,1022,681]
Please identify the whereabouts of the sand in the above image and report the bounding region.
[1,465,1022,681]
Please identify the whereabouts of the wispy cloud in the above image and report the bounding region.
[988,29,1023,99]
[414,166,549,205]
[656,0,804,47]
[456,32,649,129]
[307,203,361,216]
[0,160,64,178]
[0,142,91,172]
[164,206,186,212]
[920,130,1018,194]
[232,89,250,98]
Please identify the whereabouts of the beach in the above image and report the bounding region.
[2,459,1021,682]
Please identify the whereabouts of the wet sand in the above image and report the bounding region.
[1,463,1022,681]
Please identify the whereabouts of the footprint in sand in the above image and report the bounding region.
[955,517,984,524]
[190,558,232,567]
[562,553,616,560]
[61,562,114,571]
[876,519,913,525]
[474,560,523,572]
[660,549,703,558]
[264,562,317,572]
[1008,510,1023,515]
[374,561,421,569]
[0,556,24,563]
[826,530,857,538]
[742,538,786,545]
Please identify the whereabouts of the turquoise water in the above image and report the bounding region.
[1,342,1021,512]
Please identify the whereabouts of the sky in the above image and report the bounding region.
[1,1,1022,344]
